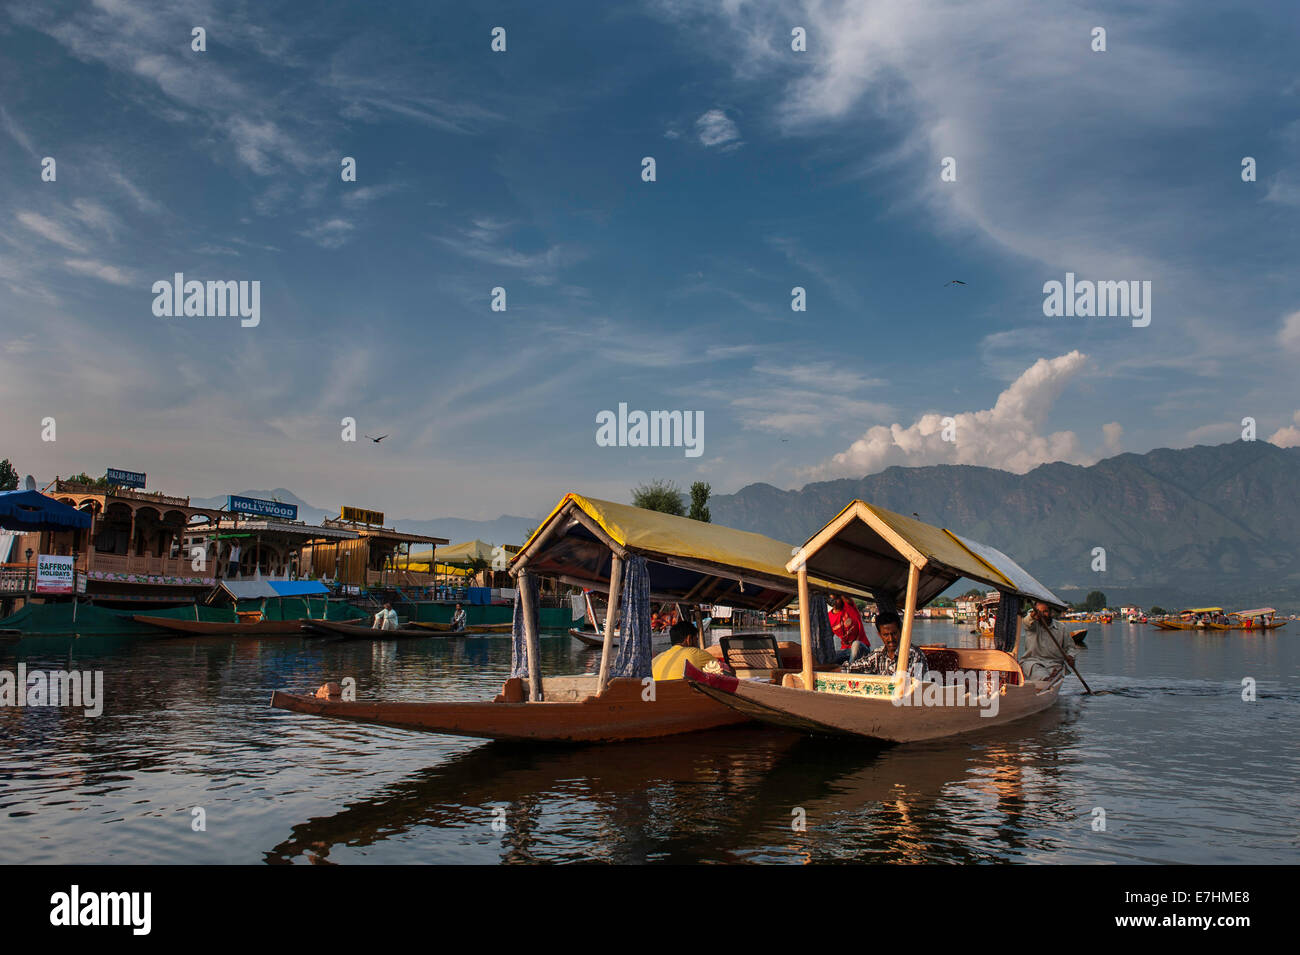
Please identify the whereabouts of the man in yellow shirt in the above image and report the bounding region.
[651,620,716,681]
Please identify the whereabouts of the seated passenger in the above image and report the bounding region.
[651,620,717,681]
[845,611,926,677]
[827,593,869,666]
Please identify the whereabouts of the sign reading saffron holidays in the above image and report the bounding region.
[106,467,147,489]
[227,495,298,521]
[340,506,384,526]
[35,554,75,594]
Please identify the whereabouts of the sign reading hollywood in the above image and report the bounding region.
[227,495,298,521]
[340,506,384,526]
[106,467,147,489]
[35,555,75,594]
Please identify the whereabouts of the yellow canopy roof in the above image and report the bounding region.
[786,500,1065,610]
[1182,607,1223,614]
[401,561,472,577]
[512,493,868,612]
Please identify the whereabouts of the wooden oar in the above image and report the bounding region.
[1043,625,1092,694]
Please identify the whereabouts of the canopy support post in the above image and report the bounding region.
[596,555,624,694]
[520,570,543,701]
[797,565,813,691]
[894,563,920,682]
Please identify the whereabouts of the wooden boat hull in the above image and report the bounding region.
[133,614,350,636]
[569,627,671,647]
[683,663,1064,744]
[301,619,417,638]
[409,620,513,633]
[270,676,748,743]
[1070,628,1088,647]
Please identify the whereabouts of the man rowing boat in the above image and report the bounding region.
[1019,600,1072,680]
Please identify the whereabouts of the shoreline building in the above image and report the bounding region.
[299,507,448,593]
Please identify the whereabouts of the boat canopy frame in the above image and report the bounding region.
[507,492,869,700]
[784,499,1067,692]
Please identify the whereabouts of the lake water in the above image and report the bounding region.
[1,621,1296,864]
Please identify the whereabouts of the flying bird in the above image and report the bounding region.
[365,434,388,443]
[944,280,966,286]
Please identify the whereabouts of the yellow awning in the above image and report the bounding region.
[1182,607,1223,614]
[513,493,868,612]
[786,500,1065,610]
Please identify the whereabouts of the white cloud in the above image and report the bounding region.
[695,109,741,148]
[1269,411,1300,448]
[63,259,133,286]
[16,211,87,252]
[298,218,355,249]
[1279,310,1300,353]
[807,351,1091,478]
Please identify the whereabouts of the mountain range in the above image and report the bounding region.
[707,440,1300,610]
[204,440,1300,610]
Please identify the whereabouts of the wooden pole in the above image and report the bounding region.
[519,571,543,702]
[596,555,624,694]
[894,563,920,681]
[797,565,813,691]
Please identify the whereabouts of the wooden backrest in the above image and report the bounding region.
[719,634,781,671]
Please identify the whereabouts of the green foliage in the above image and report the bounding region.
[631,479,685,516]
[1149,605,1167,616]
[64,471,115,488]
[0,458,17,491]
[688,481,711,523]
[1084,590,1108,611]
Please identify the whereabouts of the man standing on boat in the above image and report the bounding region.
[828,594,869,665]
[372,602,399,631]
[1020,601,1072,681]
[451,603,467,631]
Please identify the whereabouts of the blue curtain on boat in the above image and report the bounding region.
[610,554,652,679]
[809,593,838,664]
[994,592,1021,652]
[509,572,539,679]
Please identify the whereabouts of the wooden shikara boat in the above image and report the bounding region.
[1070,627,1088,647]
[407,620,514,633]
[1229,607,1288,631]
[272,675,746,742]
[686,500,1079,744]
[686,659,1065,743]
[272,493,868,743]
[569,626,671,648]
[134,614,323,636]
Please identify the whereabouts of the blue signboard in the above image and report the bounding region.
[106,468,146,489]
[227,494,298,520]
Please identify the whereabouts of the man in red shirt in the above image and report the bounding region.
[827,594,869,665]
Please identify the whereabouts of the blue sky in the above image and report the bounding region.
[2,0,1299,520]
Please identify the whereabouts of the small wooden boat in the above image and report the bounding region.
[686,499,1080,744]
[273,675,747,743]
[271,492,868,744]
[407,620,513,633]
[134,614,332,636]
[569,626,671,648]
[1229,608,1288,631]
[686,656,1065,743]
[1070,627,1088,647]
